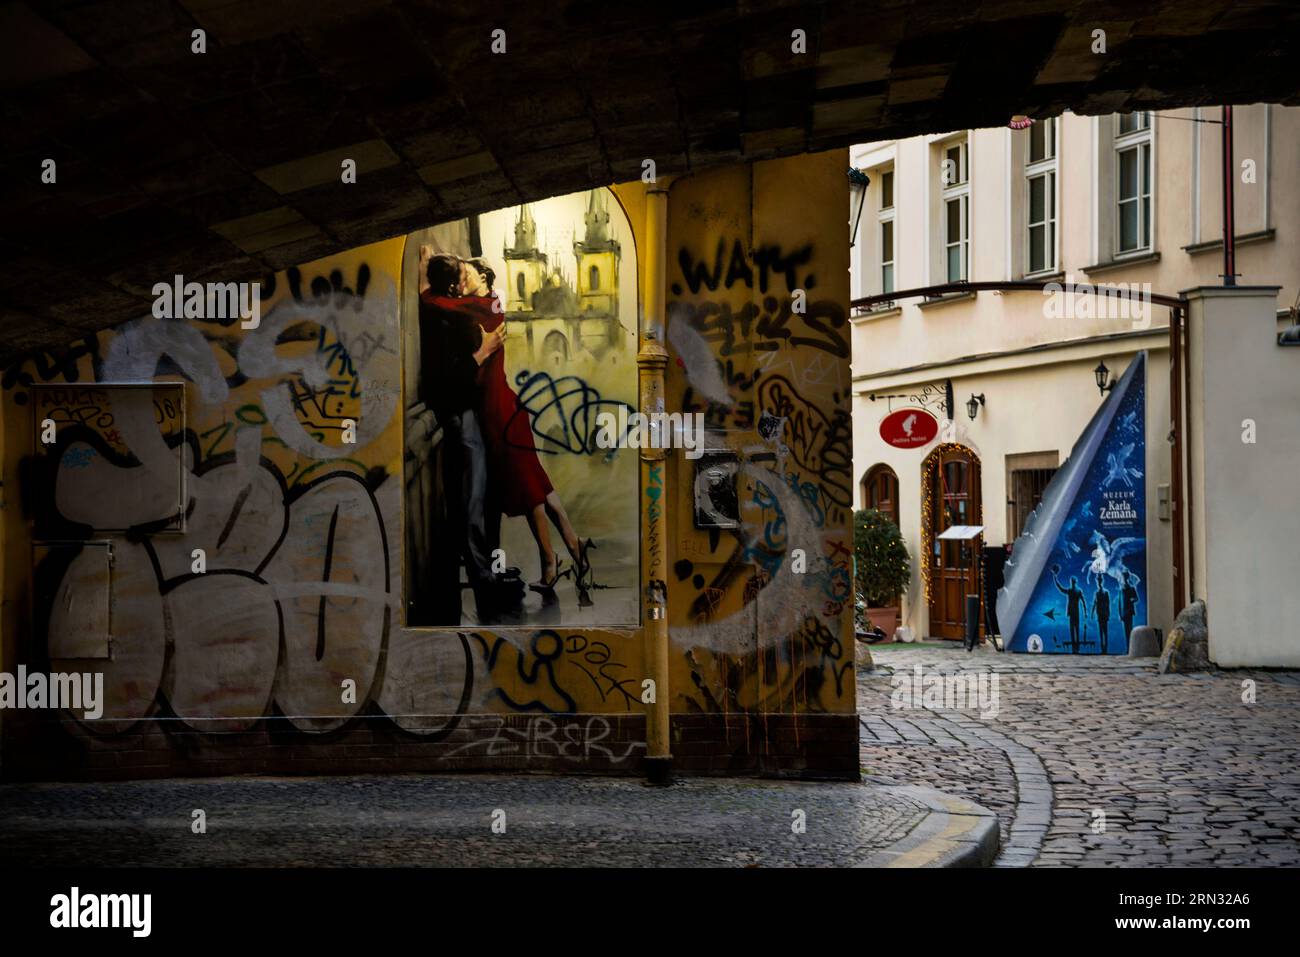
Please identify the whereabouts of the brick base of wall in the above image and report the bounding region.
[0,709,859,782]
[671,712,860,780]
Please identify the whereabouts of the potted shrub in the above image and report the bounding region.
[853,508,911,637]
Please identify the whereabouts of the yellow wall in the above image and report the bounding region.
[664,150,856,717]
[0,150,854,772]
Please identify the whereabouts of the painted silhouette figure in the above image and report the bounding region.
[1052,565,1087,653]
[1121,572,1141,645]
[1093,581,1112,654]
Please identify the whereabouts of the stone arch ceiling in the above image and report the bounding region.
[1,0,1297,360]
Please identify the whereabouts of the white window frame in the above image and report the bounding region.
[878,167,895,295]
[1114,112,1153,256]
[941,138,970,283]
[1024,118,1058,275]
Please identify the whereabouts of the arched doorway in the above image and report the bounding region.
[542,329,569,371]
[861,464,899,527]
[922,444,982,639]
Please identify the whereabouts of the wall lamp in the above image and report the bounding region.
[966,393,985,420]
[1094,360,1115,395]
[848,168,870,248]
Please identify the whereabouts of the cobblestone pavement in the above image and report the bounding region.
[858,643,1300,867]
[0,774,988,868]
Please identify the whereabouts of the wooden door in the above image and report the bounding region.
[927,448,982,639]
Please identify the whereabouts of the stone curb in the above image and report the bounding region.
[858,784,1001,868]
[0,774,1004,868]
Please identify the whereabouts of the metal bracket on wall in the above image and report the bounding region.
[867,378,954,418]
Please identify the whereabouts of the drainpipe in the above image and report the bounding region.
[640,175,674,785]
[1169,305,1186,616]
[1221,105,1237,287]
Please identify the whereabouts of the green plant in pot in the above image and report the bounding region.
[854,508,911,638]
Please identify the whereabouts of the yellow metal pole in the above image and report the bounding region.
[640,175,673,784]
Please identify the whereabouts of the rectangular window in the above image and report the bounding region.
[940,138,970,283]
[875,165,896,300]
[1008,466,1058,539]
[1028,117,1056,163]
[1117,111,1150,135]
[880,219,894,293]
[1115,113,1153,254]
[946,197,967,278]
[1025,118,1057,274]
[944,195,968,282]
[1027,173,1054,273]
[944,144,968,185]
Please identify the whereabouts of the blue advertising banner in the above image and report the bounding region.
[997,352,1147,654]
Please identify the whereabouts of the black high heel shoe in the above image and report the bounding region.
[529,559,570,595]
[574,539,596,607]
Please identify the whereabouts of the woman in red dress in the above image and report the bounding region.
[455,258,592,598]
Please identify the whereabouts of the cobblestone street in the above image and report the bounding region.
[0,774,996,868]
[858,643,1300,866]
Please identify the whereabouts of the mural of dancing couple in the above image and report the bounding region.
[403,189,640,627]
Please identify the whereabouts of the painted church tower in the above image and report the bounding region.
[504,204,547,312]
[573,190,620,318]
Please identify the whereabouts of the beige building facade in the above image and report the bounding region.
[850,106,1299,645]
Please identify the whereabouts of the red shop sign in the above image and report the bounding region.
[879,407,939,449]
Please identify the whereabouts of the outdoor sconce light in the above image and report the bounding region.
[1094,360,1115,395]
[966,393,985,420]
[848,167,870,248]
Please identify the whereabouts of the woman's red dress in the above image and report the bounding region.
[426,292,553,516]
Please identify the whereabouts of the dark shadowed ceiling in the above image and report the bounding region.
[2,0,1298,361]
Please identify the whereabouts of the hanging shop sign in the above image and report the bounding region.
[879,407,939,449]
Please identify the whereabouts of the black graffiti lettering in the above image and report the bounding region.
[791,299,849,358]
[721,358,760,392]
[676,240,815,295]
[677,238,726,294]
[757,375,852,510]
[2,337,101,405]
[751,242,813,293]
[262,265,372,312]
[673,297,847,359]
[725,240,751,289]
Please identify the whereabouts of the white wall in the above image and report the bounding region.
[852,341,1172,638]
[849,105,1300,645]
[1186,286,1300,666]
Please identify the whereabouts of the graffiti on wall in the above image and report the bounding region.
[664,208,854,719]
[17,265,400,732]
[3,164,853,771]
[5,243,643,750]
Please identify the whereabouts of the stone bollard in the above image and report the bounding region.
[1128,626,1163,657]
[856,635,874,670]
[1158,600,1212,674]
